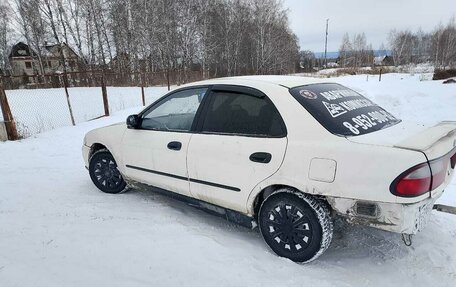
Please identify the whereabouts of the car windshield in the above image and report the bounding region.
[289,83,401,136]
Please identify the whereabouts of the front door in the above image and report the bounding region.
[187,87,288,213]
[122,87,208,196]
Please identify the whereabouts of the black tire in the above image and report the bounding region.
[258,188,333,263]
[89,149,127,194]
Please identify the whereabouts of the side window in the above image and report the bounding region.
[141,88,207,131]
[201,91,285,137]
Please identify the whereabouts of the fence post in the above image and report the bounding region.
[101,72,110,116]
[166,69,170,91]
[379,68,382,82]
[62,72,76,126]
[0,77,19,140]
[141,72,146,106]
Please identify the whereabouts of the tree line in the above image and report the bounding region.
[337,17,456,70]
[0,0,300,80]
[299,18,456,72]
[389,18,456,68]
[298,33,375,72]
[338,32,374,69]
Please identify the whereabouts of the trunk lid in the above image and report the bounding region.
[347,121,456,160]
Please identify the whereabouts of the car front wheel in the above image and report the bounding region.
[258,189,333,263]
[89,149,127,194]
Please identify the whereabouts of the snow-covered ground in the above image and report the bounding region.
[300,63,436,78]
[1,74,456,286]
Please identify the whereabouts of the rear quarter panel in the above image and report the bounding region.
[245,85,430,214]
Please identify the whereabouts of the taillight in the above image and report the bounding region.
[430,158,448,189]
[391,163,432,197]
[391,149,455,197]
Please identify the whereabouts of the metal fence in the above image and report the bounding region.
[0,69,205,140]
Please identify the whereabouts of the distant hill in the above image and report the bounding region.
[313,50,391,59]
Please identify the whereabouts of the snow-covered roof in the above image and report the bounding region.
[374,56,386,65]
[374,55,393,65]
[46,43,80,58]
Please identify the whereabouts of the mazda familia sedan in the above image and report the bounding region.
[82,76,456,262]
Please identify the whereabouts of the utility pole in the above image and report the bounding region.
[324,18,329,68]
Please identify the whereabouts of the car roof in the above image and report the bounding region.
[186,75,330,89]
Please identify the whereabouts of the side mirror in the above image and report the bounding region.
[126,114,140,129]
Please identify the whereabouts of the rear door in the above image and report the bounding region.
[186,86,288,213]
[121,87,208,197]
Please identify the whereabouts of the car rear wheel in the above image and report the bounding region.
[89,149,126,194]
[258,189,333,263]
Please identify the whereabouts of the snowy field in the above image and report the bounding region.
[1,73,456,286]
[1,86,170,137]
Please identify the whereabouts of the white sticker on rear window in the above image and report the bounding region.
[290,83,400,136]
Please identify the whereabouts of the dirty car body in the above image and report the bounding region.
[82,76,456,262]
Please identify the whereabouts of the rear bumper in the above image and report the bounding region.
[328,196,438,234]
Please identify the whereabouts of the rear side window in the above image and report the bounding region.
[201,91,285,137]
[289,83,400,136]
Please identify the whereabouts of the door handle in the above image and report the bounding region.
[167,141,182,151]
[249,152,272,163]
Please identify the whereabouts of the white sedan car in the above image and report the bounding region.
[82,76,456,262]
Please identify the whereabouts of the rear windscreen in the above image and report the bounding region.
[289,83,400,136]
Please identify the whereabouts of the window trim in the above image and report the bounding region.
[135,84,287,138]
[194,84,287,138]
[136,85,212,133]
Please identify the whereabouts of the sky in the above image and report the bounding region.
[283,0,455,52]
